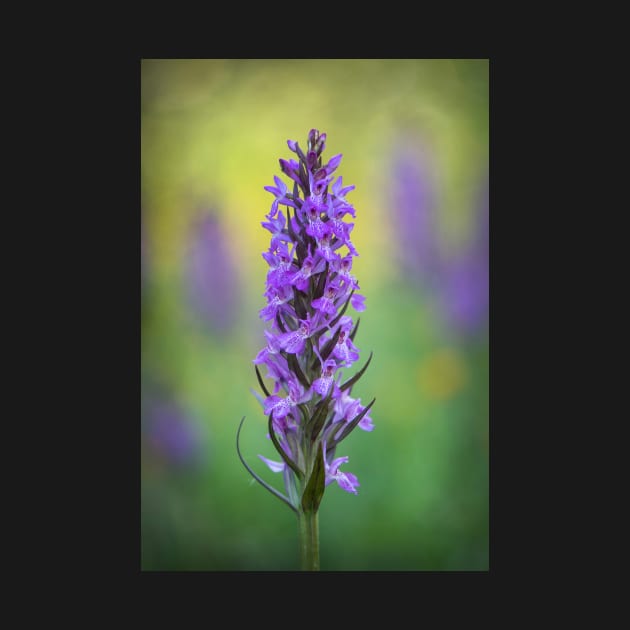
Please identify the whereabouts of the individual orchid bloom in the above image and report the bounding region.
[259,283,294,322]
[261,210,293,250]
[277,315,316,354]
[265,241,296,289]
[350,293,366,312]
[264,175,297,218]
[253,329,283,365]
[279,158,302,187]
[263,375,312,420]
[333,326,360,366]
[312,358,338,396]
[315,228,343,263]
[324,449,360,495]
[318,153,343,178]
[312,281,342,317]
[289,252,326,292]
[333,392,374,433]
[303,199,329,240]
[331,176,356,217]
[331,254,360,291]
[324,199,358,256]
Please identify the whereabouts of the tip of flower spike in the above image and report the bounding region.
[287,139,297,152]
[308,129,319,147]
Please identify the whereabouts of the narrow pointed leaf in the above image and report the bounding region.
[255,365,271,398]
[287,352,310,390]
[349,317,360,342]
[293,286,307,320]
[301,441,326,513]
[268,413,304,479]
[299,162,309,194]
[308,386,334,441]
[295,141,307,164]
[314,325,343,369]
[331,397,376,446]
[313,264,329,300]
[340,351,373,392]
[236,417,297,513]
[328,289,354,330]
[276,313,287,333]
[287,207,300,244]
[297,404,310,425]
[284,465,300,507]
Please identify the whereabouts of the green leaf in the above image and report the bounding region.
[299,162,309,193]
[340,351,373,392]
[268,413,304,479]
[292,286,308,320]
[236,417,297,514]
[313,324,343,370]
[275,313,287,333]
[287,352,310,390]
[295,142,307,164]
[286,207,301,244]
[349,317,360,342]
[254,365,271,398]
[313,263,329,299]
[308,386,334,442]
[301,441,326,513]
[284,466,300,508]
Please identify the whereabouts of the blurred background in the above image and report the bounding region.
[141,59,489,571]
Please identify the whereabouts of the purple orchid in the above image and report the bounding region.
[324,453,360,495]
[389,135,441,290]
[388,133,488,340]
[237,130,375,569]
[185,211,239,334]
[143,395,202,468]
[438,176,489,338]
[264,175,297,218]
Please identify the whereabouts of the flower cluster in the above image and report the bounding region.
[240,129,375,514]
[389,133,488,338]
[186,210,240,335]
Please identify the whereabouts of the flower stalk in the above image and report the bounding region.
[298,509,320,571]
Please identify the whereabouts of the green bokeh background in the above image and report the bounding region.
[141,59,489,571]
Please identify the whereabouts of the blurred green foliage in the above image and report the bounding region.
[141,59,488,571]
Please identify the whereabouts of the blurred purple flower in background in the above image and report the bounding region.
[389,131,488,339]
[439,178,488,338]
[142,394,203,469]
[185,210,239,335]
[389,135,442,290]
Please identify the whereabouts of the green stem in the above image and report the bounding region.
[298,510,320,571]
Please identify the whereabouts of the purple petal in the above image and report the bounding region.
[258,454,285,473]
[326,153,343,171]
[358,414,374,431]
[274,175,286,193]
[337,472,360,494]
[351,294,366,312]
[312,377,331,396]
